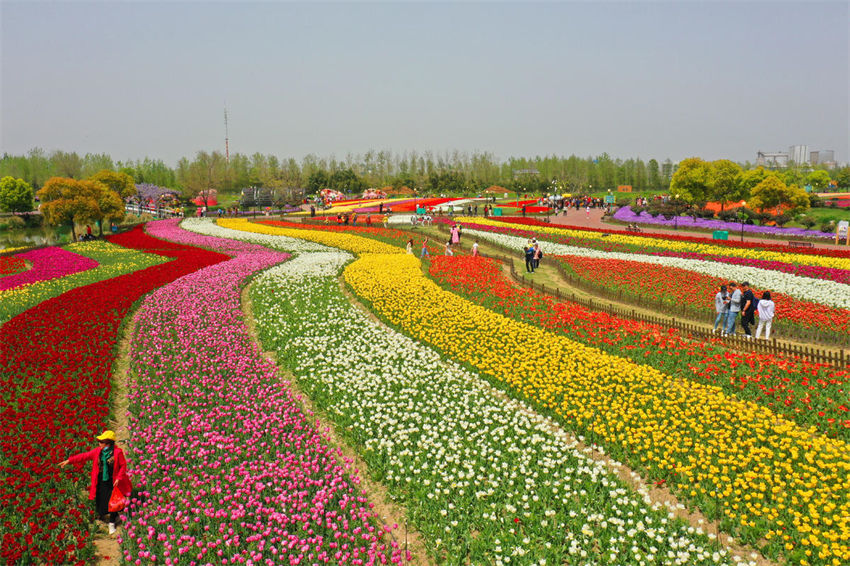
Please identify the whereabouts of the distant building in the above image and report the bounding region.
[809,151,819,165]
[756,151,788,168]
[788,145,809,165]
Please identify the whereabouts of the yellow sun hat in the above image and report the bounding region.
[96,430,116,441]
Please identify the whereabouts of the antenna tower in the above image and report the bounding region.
[224,105,230,163]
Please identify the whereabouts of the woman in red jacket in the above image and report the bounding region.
[59,430,132,534]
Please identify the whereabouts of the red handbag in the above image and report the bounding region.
[108,487,126,513]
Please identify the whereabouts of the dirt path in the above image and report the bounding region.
[95,314,137,565]
[241,283,433,565]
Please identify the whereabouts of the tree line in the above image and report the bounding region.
[2,148,848,204]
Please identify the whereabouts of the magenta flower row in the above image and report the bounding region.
[0,247,98,291]
[123,219,401,565]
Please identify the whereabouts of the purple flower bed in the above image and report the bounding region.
[125,219,402,564]
[613,206,832,239]
[134,183,179,202]
[0,247,98,291]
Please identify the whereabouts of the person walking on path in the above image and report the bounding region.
[383,213,389,228]
[524,244,535,273]
[420,238,430,258]
[740,281,757,339]
[445,240,454,256]
[585,205,590,219]
[471,240,479,257]
[406,238,413,254]
[451,225,460,246]
[713,284,729,333]
[533,241,542,269]
[755,291,775,340]
[58,430,131,535]
[725,283,741,336]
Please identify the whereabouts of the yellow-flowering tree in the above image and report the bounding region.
[37,177,125,240]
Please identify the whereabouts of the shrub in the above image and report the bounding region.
[2,215,26,230]
[772,213,792,227]
[799,215,817,229]
[122,213,140,225]
[139,213,154,222]
[820,219,837,233]
[717,209,738,222]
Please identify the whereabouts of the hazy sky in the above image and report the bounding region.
[1,1,848,166]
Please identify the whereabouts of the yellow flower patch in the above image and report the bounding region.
[218,218,403,254]
[344,251,850,564]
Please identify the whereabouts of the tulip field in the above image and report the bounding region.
[1,216,849,565]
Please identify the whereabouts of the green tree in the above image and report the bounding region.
[50,151,83,178]
[782,168,805,187]
[177,151,227,208]
[660,159,674,188]
[749,175,810,213]
[0,176,34,213]
[670,157,712,202]
[835,167,850,189]
[81,153,115,178]
[89,169,136,198]
[737,166,769,196]
[306,170,329,194]
[647,159,661,189]
[709,159,744,210]
[806,170,831,191]
[329,168,366,194]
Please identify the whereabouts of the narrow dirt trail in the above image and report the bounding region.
[95,313,136,566]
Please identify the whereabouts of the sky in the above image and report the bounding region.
[1,1,848,166]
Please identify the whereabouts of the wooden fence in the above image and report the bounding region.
[432,225,848,368]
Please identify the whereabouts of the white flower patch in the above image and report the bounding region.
[181,218,332,252]
[466,229,850,310]
[251,250,744,565]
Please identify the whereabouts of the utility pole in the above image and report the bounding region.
[224,105,230,164]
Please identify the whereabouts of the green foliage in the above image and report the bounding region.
[176,151,227,204]
[0,215,26,231]
[782,168,805,187]
[799,215,817,229]
[428,171,467,194]
[806,170,831,191]
[306,170,329,194]
[669,157,712,202]
[832,167,850,189]
[328,168,366,193]
[709,159,744,208]
[89,169,136,198]
[749,175,810,213]
[737,166,769,195]
[0,176,34,212]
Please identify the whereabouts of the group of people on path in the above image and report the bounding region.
[405,223,480,258]
[713,282,776,339]
[523,239,543,272]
